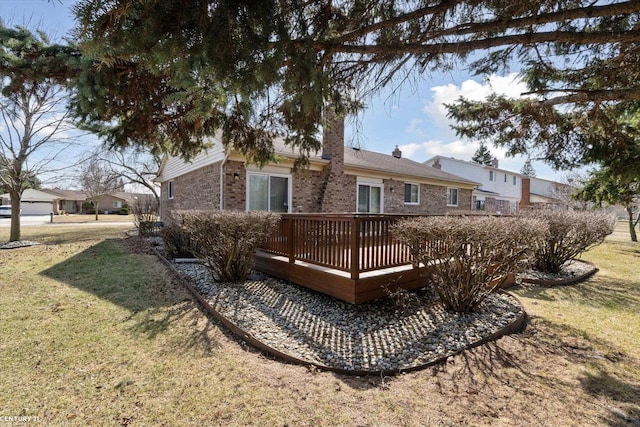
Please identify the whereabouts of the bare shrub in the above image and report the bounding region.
[160,222,193,259]
[177,210,280,282]
[392,216,546,313]
[521,209,616,273]
[132,196,160,236]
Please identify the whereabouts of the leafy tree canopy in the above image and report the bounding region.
[69,0,640,166]
[471,142,493,165]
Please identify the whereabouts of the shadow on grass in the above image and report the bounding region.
[40,238,220,354]
[516,274,640,313]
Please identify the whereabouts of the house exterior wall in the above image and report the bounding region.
[382,179,472,214]
[161,162,221,221]
[426,156,520,213]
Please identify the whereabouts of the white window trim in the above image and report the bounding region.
[447,187,459,207]
[356,181,384,213]
[403,182,420,205]
[168,181,174,199]
[245,171,292,213]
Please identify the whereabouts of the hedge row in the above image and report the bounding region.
[159,209,614,313]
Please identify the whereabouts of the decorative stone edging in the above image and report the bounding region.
[520,260,598,287]
[151,246,527,375]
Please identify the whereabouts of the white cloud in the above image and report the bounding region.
[405,119,425,138]
[399,139,506,163]
[423,73,528,125]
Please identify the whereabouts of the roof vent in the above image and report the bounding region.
[392,145,402,158]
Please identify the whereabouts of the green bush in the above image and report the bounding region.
[177,210,280,282]
[160,222,193,258]
[392,215,546,313]
[521,209,616,273]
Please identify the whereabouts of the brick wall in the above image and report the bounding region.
[221,160,329,213]
[221,161,246,211]
[381,180,472,214]
[160,162,221,222]
[319,109,354,212]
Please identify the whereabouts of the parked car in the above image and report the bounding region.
[0,205,12,218]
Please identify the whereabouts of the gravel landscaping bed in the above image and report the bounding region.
[0,240,41,250]
[174,261,525,372]
[519,260,597,285]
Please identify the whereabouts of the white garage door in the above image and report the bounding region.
[21,202,54,215]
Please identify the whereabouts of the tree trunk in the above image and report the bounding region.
[94,201,99,221]
[627,206,637,242]
[9,190,21,242]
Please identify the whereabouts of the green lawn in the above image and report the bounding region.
[0,224,638,426]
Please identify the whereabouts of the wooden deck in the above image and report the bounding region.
[255,214,434,304]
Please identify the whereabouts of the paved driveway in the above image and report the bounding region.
[0,215,51,227]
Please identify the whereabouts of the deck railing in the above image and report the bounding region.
[260,214,418,280]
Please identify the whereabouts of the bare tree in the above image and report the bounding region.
[0,82,76,241]
[94,147,161,207]
[79,158,122,221]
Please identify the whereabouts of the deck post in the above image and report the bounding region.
[350,215,360,280]
[287,216,295,264]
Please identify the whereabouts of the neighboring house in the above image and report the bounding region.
[521,176,573,210]
[97,191,137,213]
[424,156,522,214]
[3,188,145,215]
[0,189,58,215]
[156,117,478,221]
[41,188,87,214]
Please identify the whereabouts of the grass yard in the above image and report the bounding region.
[0,223,638,426]
[51,214,136,224]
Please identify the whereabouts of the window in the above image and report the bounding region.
[475,199,485,211]
[168,181,174,199]
[513,176,517,185]
[447,188,459,206]
[504,174,508,183]
[489,171,496,181]
[496,199,506,214]
[357,184,382,213]
[113,201,123,209]
[404,183,419,204]
[247,173,290,212]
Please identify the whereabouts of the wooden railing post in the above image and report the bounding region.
[350,215,360,280]
[287,216,295,264]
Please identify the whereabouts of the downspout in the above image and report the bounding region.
[219,151,230,211]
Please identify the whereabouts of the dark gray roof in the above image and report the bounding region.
[271,139,478,186]
[344,147,478,186]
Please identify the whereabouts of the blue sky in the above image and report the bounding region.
[2,0,568,181]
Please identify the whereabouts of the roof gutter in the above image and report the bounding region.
[219,150,230,211]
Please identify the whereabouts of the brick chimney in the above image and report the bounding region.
[491,157,499,168]
[320,106,351,212]
[392,145,402,158]
[521,177,531,209]
[432,158,441,170]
